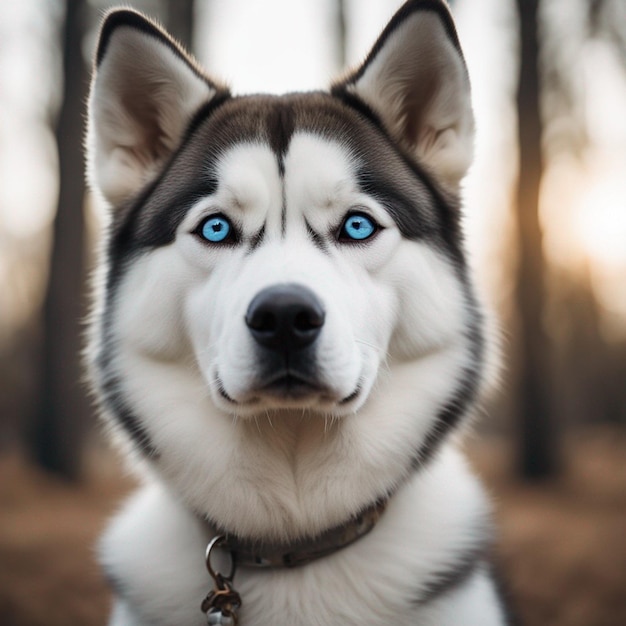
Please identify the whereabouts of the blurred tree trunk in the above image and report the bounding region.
[335,0,347,69]
[32,0,89,480]
[167,0,195,50]
[514,0,559,480]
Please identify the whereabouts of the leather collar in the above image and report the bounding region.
[208,498,388,569]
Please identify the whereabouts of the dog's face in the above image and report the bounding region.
[88,2,485,540]
[122,95,470,418]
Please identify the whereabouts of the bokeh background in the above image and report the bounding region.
[1,0,625,624]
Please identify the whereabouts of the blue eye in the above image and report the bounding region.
[198,215,232,243]
[340,213,377,241]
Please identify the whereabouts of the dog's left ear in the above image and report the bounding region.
[87,10,228,207]
[332,0,473,191]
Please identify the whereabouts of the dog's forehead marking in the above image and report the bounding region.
[111,92,458,258]
[215,95,454,249]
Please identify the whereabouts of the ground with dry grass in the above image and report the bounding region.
[0,428,625,626]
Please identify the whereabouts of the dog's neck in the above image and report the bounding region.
[202,497,388,569]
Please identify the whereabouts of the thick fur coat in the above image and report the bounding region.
[86,2,512,624]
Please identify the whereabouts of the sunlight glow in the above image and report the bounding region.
[577,179,626,269]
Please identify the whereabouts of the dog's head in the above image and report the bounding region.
[87,1,485,539]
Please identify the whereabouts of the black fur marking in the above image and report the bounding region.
[248,223,266,253]
[109,180,211,257]
[341,102,466,268]
[93,242,159,459]
[267,104,295,174]
[217,379,237,404]
[305,220,328,252]
[106,99,230,257]
[414,547,485,606]
[99,368,159,458]
[97,10,163,66]
[413,283,484,469]
[355,170,435,241]
[95,230,164,458]
[340,384,361,404]
[139,182,220,247]
[267,104,294,235]
[328,88,385,134]
[281,184,287,237]
[182,90,232,140]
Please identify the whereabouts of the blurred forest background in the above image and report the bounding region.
[0,0,625,625]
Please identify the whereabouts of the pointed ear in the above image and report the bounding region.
[87,10,228,207]
[332,1,474,191]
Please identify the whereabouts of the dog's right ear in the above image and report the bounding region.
[332,0,473,192]
[87,10,228,208]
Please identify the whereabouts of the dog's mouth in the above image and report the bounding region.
[215,369,362,408]
[260,372,324,399]
[222,369,328,403]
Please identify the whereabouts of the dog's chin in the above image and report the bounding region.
[211,370,366,417]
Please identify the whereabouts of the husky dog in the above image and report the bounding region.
[86,1,512,624]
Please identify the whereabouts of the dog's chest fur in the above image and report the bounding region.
[101,447,502,625]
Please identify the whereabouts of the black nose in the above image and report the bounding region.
[245,284,325,352]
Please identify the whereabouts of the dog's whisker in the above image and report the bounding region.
[354,338,387,355]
